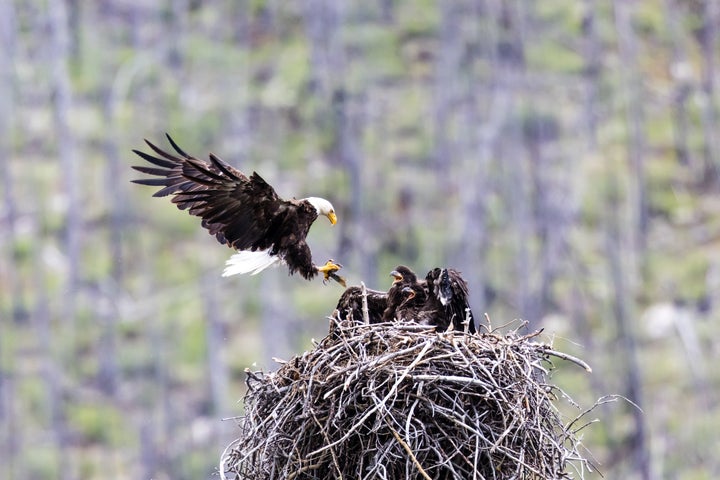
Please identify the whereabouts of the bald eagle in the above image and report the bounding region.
[132,134,344,284]
[334,265,476,333]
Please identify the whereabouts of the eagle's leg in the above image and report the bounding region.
[317,259,346,287]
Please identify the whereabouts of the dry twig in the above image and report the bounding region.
[221,320,597,479]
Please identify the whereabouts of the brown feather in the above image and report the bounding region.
[334,286,388,324]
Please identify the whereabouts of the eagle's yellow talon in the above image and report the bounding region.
[317,259,342,274]
[317,260,345,286]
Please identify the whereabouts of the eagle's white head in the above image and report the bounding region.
[305,197,337,225]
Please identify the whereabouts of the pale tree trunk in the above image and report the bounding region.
[663,0,692,168]
[230,0,250,44]
[505,112,535,325]
[96,299,119,395]
[334,90,375,280]
[581,0,601,149]
[35,257,73,480]
[201,272,229,415]
[605,181,652,480]
[527,128,572,321]
[0,4,18,474]
[575,0,616,437]
[153,319,174,479]
[167,0,188,69]
[614,0,648,254]
[492,3,536,325]
[432,1,462,176]
[67,0,82,68]
[49,0,81,327]
[457,90,494,324]
[697,0,719,186]
[95,91,125,396]
[303,0,345,99]
[453,0,511,324]
[0,0,18,327]
[260,274,293,366]
[379,0,394,23]
[46,3,80,475]
[612,10,653,475]
[139,422,159,480]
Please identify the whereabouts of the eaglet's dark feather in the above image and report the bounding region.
[424,267,476,333]
[333,286,389,324]
[334,265,476,333]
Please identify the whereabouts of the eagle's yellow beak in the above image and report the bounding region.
[327,211,337,225]
[390,270,403,284]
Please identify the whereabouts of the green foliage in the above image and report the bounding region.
[397,0,439,35]
[526,41,585,74]
[344,24,405,86]
[17,377,50,426]
[178,450,222,480]
[647,249,709,304]
[67,401,129,446]
[534,1,583,30]
[173,317,207,382]
[23,447,60,480]
[633,1,666,36]
[646,154,696,222]
[258,40,311,108]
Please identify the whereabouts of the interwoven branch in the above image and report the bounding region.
[221,319,597,479]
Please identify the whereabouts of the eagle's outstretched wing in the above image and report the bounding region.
[132,134,287,250]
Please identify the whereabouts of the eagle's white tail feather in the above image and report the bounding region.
[222,249,280,277]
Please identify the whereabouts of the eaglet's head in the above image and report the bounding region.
[390,265,418,284]
[305,197,337,225]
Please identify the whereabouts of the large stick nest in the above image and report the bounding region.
[221,320,595,479]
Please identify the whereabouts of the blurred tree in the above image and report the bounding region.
[35,255,71,480]
[303,0,345,98]
[0,0,17,473]
[167,0,189,69]
[201,272,229,415]
[614,0,649,254]
[664,0,693,167]
[695,0,720,186]
[581,0,601,149]
[432,1,462,176]
[604,176,652,480]
[49,0,81,327]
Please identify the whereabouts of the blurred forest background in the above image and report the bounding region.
[0,0,719,479]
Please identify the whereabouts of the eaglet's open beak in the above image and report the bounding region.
[327,211,337,225]
[401,286,416,299]
[390,270,403,284]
